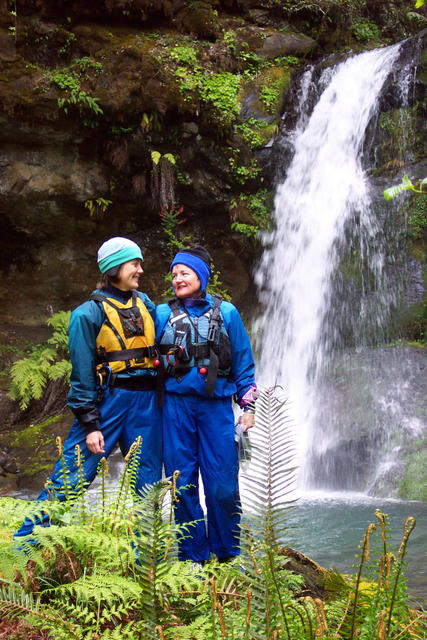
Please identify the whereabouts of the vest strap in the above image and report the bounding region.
[163,295,226,395]
[110,376,157,391]
[97,346,157,364]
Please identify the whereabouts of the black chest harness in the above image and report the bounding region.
[158,295,232,396]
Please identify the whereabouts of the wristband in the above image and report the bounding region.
[243,406,255,414]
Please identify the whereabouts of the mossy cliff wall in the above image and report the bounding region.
[0,0,423,331]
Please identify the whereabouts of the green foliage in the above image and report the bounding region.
[384,175,427,200]
[9,311,71,409]
[176,68,241,126]
[170,44,199,68]
[235,118,275,149]
[199,72,241,124]
[231,221,259,237]
[0,393,423,639]
[58,31,76,55]
[274,55,300,67]
[406,194,427,239]
[73,56,103,74]
[228,149,263,185]
[207,270,232,301]
[151,151,176,166]
[399,443,427,501]
[159,204,192,259]
[260,83,282,114]
[52,71,103,118]
[223,29,237,54]
[239,50,271,75]
[352,21,382,43]
[256,67,290,117]
[231,189,272,238]
[158,205,231,300]
[0,445,205,639]
[84,197,112,217]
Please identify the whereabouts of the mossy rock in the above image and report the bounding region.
[174,2,221,40]
[279,546,349,600]
[399,441,427,501]
[241,65,291,121]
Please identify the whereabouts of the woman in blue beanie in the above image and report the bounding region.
[14,237,162,542]
[156,246,257,564]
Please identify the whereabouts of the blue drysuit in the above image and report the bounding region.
[14,285,162,540]
[156,294,256,562]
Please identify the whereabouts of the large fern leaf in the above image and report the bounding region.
[240,387,299,545]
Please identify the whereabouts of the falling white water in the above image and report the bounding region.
[255,43,408,490]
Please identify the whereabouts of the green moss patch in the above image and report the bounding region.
[399,443,427,502]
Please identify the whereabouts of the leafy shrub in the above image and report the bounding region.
[407,194,427,239]
[352,22,382,43]
[0,392,424,639]
[231,189,272,238]
[399,444,427,501]
[176,69,241,125]
[9,311,71,409]
[52,71,103,117]
[170,44,199,67]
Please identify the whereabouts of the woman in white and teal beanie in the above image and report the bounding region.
[14,237,162,544]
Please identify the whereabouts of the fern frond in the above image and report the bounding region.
[97,622,148,639]
[240,387,299,546]
[163,614,212,640]
[46,571,142,606]
[48,358,72,381]
[8,310,71,408]
[9,347,57,408]
[47,310,71,351]
[0,583,81,638]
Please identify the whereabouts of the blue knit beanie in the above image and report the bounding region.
[170,246,211,293]
[97,237,143,274]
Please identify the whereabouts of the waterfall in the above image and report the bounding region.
[254,41,420,495]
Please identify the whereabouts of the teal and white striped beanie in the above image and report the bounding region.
[97,237,143,274]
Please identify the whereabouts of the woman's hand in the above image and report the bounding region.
[240,412,255,431]
[86,430,105,454]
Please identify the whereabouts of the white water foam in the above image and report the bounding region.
[254,43,408,491]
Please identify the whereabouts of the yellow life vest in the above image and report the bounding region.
[91,292,156,374]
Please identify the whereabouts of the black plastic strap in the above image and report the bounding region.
[89,292,138,312]
[158,343,209,358]
[205,348,219,396]
[110,376,157,391]
[97,346,156,363]
[205,295,222,395]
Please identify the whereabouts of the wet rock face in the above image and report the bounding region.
[305,346,427,497]
[255,32,316,59]
[0,8,423,340]
[0,145,108,200]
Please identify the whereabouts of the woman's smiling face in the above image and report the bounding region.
[171,264,201,299]
[116,259,143,291]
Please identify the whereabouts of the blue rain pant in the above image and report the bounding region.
[14,387,162,540]
[163,393,240,562]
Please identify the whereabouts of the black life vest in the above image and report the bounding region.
[159,295,232,395]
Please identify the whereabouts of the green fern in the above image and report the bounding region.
[0,583,82,639]
[240,387,299,545]
[1,396,423,640]
[9,310,71,409]
[46,572,142,605]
